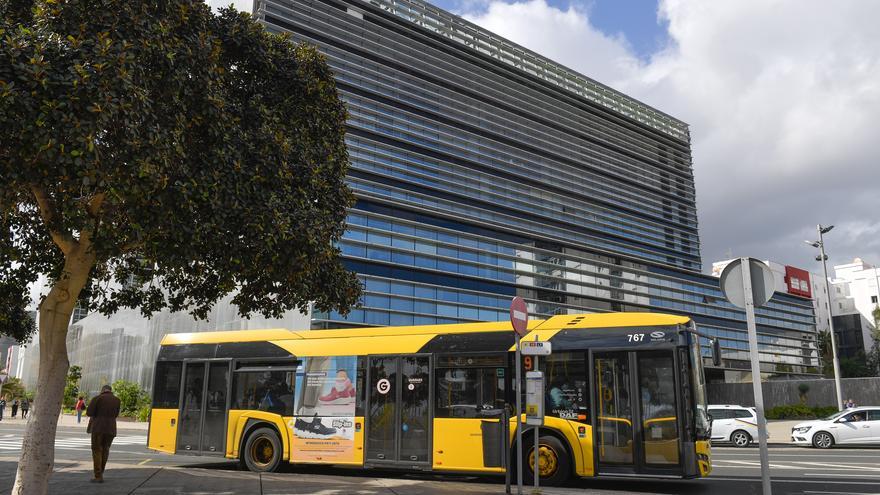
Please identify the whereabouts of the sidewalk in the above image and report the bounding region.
[0,458,598,495]
[0,413,148,431]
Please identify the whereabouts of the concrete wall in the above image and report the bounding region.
[707,377,880,408]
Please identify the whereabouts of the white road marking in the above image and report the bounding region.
[804,473,880,478]
[0,435,145,451]
[797,461,880,472]
[705,476,880,486]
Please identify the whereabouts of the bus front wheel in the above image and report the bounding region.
[523,435,571,486]
[241,427,283,472]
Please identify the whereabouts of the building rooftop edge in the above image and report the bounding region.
[357,0,690,141]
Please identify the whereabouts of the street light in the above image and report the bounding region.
[805,224,844,411]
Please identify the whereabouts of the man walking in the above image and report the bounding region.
[20,398,28,419]
[0,397,5,421]
[86,385,120,483]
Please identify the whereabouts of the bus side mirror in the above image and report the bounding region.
[712,339,722,367]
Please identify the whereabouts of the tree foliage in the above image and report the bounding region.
[1,3,361,491]
[62,365,81,408]
[0,0,361,330]
[1,376,27,400]
[110,379,148,417]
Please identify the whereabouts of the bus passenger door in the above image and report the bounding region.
[177,360,230,455]
[591,350,683,476]
[365,355,431,468]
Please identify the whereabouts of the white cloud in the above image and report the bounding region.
[458,0,880,272]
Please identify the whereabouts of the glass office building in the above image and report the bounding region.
[255,0,820,380]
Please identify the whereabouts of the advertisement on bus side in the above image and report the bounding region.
[290,356,358,462]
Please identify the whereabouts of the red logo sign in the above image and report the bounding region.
[509,296,529,337]
[784,266,812,298]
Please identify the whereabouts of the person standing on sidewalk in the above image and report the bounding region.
[86,385,120,483]
[11,399,18,418]
[20,398,28,419]
[75,396,86,424]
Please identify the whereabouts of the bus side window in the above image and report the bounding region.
[153,361,182,408]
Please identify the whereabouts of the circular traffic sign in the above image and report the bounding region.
[510,296,528,337]
[720,258,775,309]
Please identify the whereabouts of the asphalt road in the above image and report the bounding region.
[1,423,879,494]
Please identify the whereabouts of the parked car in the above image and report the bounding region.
[791,406,880,449]
[708,404,762,447]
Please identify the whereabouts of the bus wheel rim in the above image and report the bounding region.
[251,437,274,467]
[528,445,558,477]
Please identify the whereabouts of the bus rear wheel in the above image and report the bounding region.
[523,435,571,486]
[242,427,282,473]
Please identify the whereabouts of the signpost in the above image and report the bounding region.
[509,297,528,495]
[522,337,550,493]
[720,258,774,495]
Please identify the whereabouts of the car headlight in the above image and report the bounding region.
[792,426,811,434]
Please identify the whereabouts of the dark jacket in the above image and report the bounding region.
[86,391,121,436]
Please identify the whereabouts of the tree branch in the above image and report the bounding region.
[85,193,105,217]
[79,193,106,250]
[30,185,77,256]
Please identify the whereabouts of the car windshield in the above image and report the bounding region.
[822,410,848,421]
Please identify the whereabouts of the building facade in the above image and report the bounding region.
[827,258,880,357]
[18,0,820,393]
[256,0,820,382]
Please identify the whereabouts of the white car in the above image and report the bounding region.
[791,407,880,449]
[708,404,761,448]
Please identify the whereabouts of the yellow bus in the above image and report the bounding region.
[147,312,712,485]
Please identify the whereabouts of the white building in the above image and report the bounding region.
[826,258,880,357]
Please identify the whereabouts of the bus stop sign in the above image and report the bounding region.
[509,296,528,337]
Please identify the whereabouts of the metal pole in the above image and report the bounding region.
[515,333,523,495]
[740,258,772,495]
[504,407,511,494]
[818,226,844,411]
[533,353,539,493]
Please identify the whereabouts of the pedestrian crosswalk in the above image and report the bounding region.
[0,434,146,451]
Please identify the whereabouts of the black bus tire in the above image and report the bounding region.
[241,427,283,472]
[523,435,571,486]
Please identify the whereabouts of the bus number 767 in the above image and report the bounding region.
[627,333,645,342]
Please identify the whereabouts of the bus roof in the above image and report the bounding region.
[158,312,690,357]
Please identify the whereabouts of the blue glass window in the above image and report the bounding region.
[367,247,391,262]
[414,286,436,299]
[390,313,414,326]
[390,297,414,312]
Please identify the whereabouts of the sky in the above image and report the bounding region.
[213,0,880,276]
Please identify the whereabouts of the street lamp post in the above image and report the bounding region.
[806,224,844,411]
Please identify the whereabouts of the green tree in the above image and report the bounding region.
[0,374,27,400]
[797,383,810,404]
[1,2,361,493]
[817,330,834,377]
[110,379,148,417]
[840,352,871,378]
[62,365,81,408]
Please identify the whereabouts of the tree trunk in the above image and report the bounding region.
[12,253,94,495]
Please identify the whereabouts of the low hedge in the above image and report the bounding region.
[765,404,838,420]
